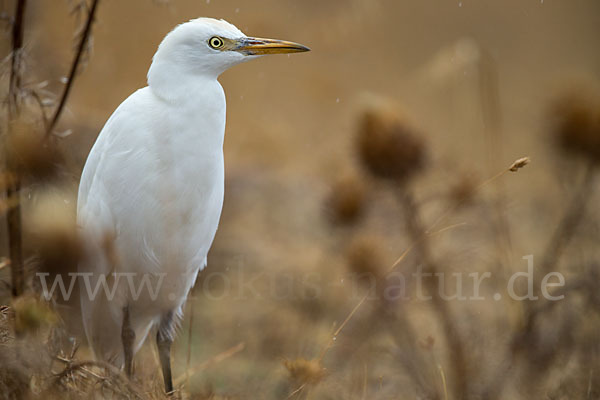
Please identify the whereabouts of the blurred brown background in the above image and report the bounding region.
[2,0,600,399]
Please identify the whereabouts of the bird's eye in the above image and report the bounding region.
[209,37,224,49]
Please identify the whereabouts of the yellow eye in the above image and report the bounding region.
[209,37,224,49]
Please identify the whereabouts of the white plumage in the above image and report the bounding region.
[76,18,308,391]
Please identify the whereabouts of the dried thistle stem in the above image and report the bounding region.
[483,161,596,400]
[538,161,595,276]
[5,0,27,298]
[398,187,468,400]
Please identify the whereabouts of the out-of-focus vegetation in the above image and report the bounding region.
[1,0,600,399]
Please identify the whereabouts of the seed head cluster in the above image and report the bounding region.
[551,93,600,163]
[325,175,367,225]
[356,108,426,182]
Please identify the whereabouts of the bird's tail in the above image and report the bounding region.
[80,280,126,366]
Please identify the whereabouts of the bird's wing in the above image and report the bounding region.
[78,87,163,362]
[77,88,157,234]
[77,99,124,232]
[77,122,106,220]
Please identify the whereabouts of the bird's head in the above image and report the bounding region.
[147,18,309,96]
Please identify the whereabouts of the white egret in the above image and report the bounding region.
[77,17,309,392]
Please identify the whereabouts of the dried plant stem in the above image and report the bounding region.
[46,0,100,138]
[399,188,468,400]
[538,162,595,276]
[6,182,23,298]
[385,307,439,398]
[526,169,593,292]
[482,162,597,400]
[521,161,595,332]
[5,0,27,298]
[8,0,26,115]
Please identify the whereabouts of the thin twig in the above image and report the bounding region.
[46,0,100,138]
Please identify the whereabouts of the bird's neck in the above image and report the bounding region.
[147,60,221,103]
[145,70,227,160]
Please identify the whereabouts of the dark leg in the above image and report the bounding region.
[121,305,135,377]
[157,313,175,393]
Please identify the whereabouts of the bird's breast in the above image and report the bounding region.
[135,91,227,273]
[152,138,225,252]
